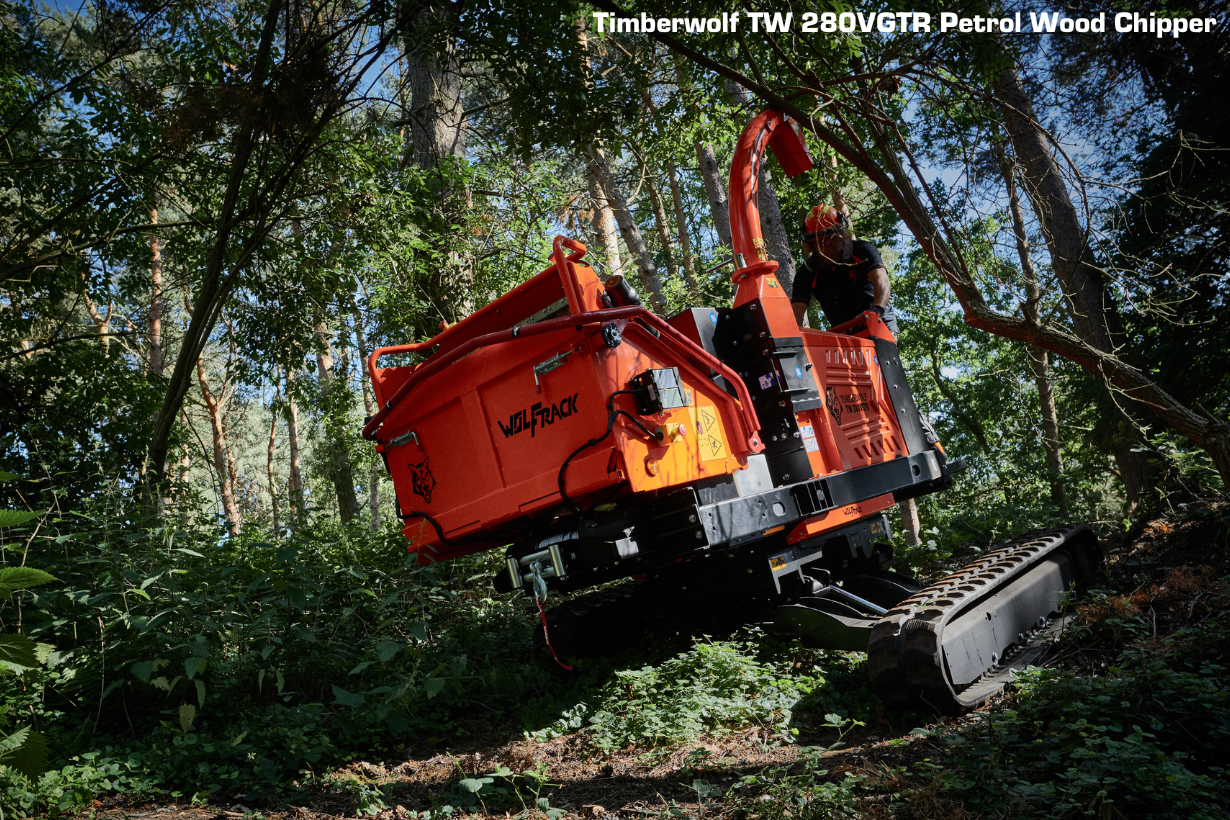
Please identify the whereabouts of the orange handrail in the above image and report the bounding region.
[367,236,594,389]
[362,306,764,456]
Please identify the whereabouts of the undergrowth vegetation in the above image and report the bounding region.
[0,483,556,814]
[4,480,1230,819]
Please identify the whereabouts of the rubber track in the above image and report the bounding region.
[867,524,1102,715]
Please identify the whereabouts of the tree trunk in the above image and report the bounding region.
[405,6,465,173]
[638,152,680,284]
[673,57,732,249]
[585,147,668,312]
[267,373,281,538]
[899,498,922,548]
[756,166,798,294]
[624,56,698,293]
[149,207,163,376]
[315,317,361,524]
[586,164,624,278]
[996,143,1068,515]
[350,302,382,530]
[197,357,241,535]
[285,370,305,524]
[147,1,282,481]
[574,17,624,281]
[992,55,1157,508]
[696,141,732,249]
[405,3,473,322]
[665,161,699,290]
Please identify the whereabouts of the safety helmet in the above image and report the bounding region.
[803,204,849,241]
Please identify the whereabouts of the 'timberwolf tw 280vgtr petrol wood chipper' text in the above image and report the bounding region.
[361,108,1102,714]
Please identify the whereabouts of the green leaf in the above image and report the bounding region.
[174,548,206,558]
[195,679,206,708]
[178,703,196,731]
[131,660,154,682]
[0,726,47,780]
[407,622,428,642]
[458,777,492,794]
[376,640,401,662]
[0,634,39,669]
[0,567,56,594]
[0,510,39,528]
[0,471,20,482]
[0,726,29,756]
[184,657,207,679]
[332,684,366,708]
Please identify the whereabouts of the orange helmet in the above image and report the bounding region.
[803,204,849,240]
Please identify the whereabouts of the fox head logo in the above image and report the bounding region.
[408,458,437,504]
[825,385,843,426]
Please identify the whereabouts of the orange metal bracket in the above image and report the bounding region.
[786,493,897,545]
[826,309,898,344]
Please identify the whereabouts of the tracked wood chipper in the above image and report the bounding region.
[361,109,1102,714]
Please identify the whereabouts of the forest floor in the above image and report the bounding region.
[78,496,1230,820]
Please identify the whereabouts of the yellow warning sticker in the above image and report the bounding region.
[689,404,728,462]
[769,555,788,570]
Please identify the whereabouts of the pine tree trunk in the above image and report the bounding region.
[197,357,241,534]
[315,318,361,524]
[285,370,305,524]
[638,153,679,284]
[350,303,381,530]
[899,498,922,548]
[267,374,281,538]
[585,147,668,312]
[673,57,732,250]
[149,208,163,376]
[696,141,732,249]
[756,166,798,294]
[665,162,699,290]
[405,4,473,322]
[586,164,624,277]
[997,143,1068,515]
[993,53,1157,507]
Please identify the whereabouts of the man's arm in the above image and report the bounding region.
[792,300,809,326]
[869,266,891,310]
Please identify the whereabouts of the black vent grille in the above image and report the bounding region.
[791,478,834,517]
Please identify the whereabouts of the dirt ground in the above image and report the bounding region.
[84,497,1230,820]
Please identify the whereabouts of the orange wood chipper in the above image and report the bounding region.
[362,109,1102,714]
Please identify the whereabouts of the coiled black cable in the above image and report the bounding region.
[557,389,662,515]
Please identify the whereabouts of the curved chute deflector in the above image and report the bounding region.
[727,109,815,269]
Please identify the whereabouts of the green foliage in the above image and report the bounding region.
[906,617,1230,819]
[539,636,861,754]
[725,719,868,820]
[0,482,555,815]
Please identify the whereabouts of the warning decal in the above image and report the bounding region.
[690,404,728,463]
[799,423,819,453]
[769,555,788,570]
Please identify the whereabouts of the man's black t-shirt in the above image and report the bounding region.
[791,239,899,334]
